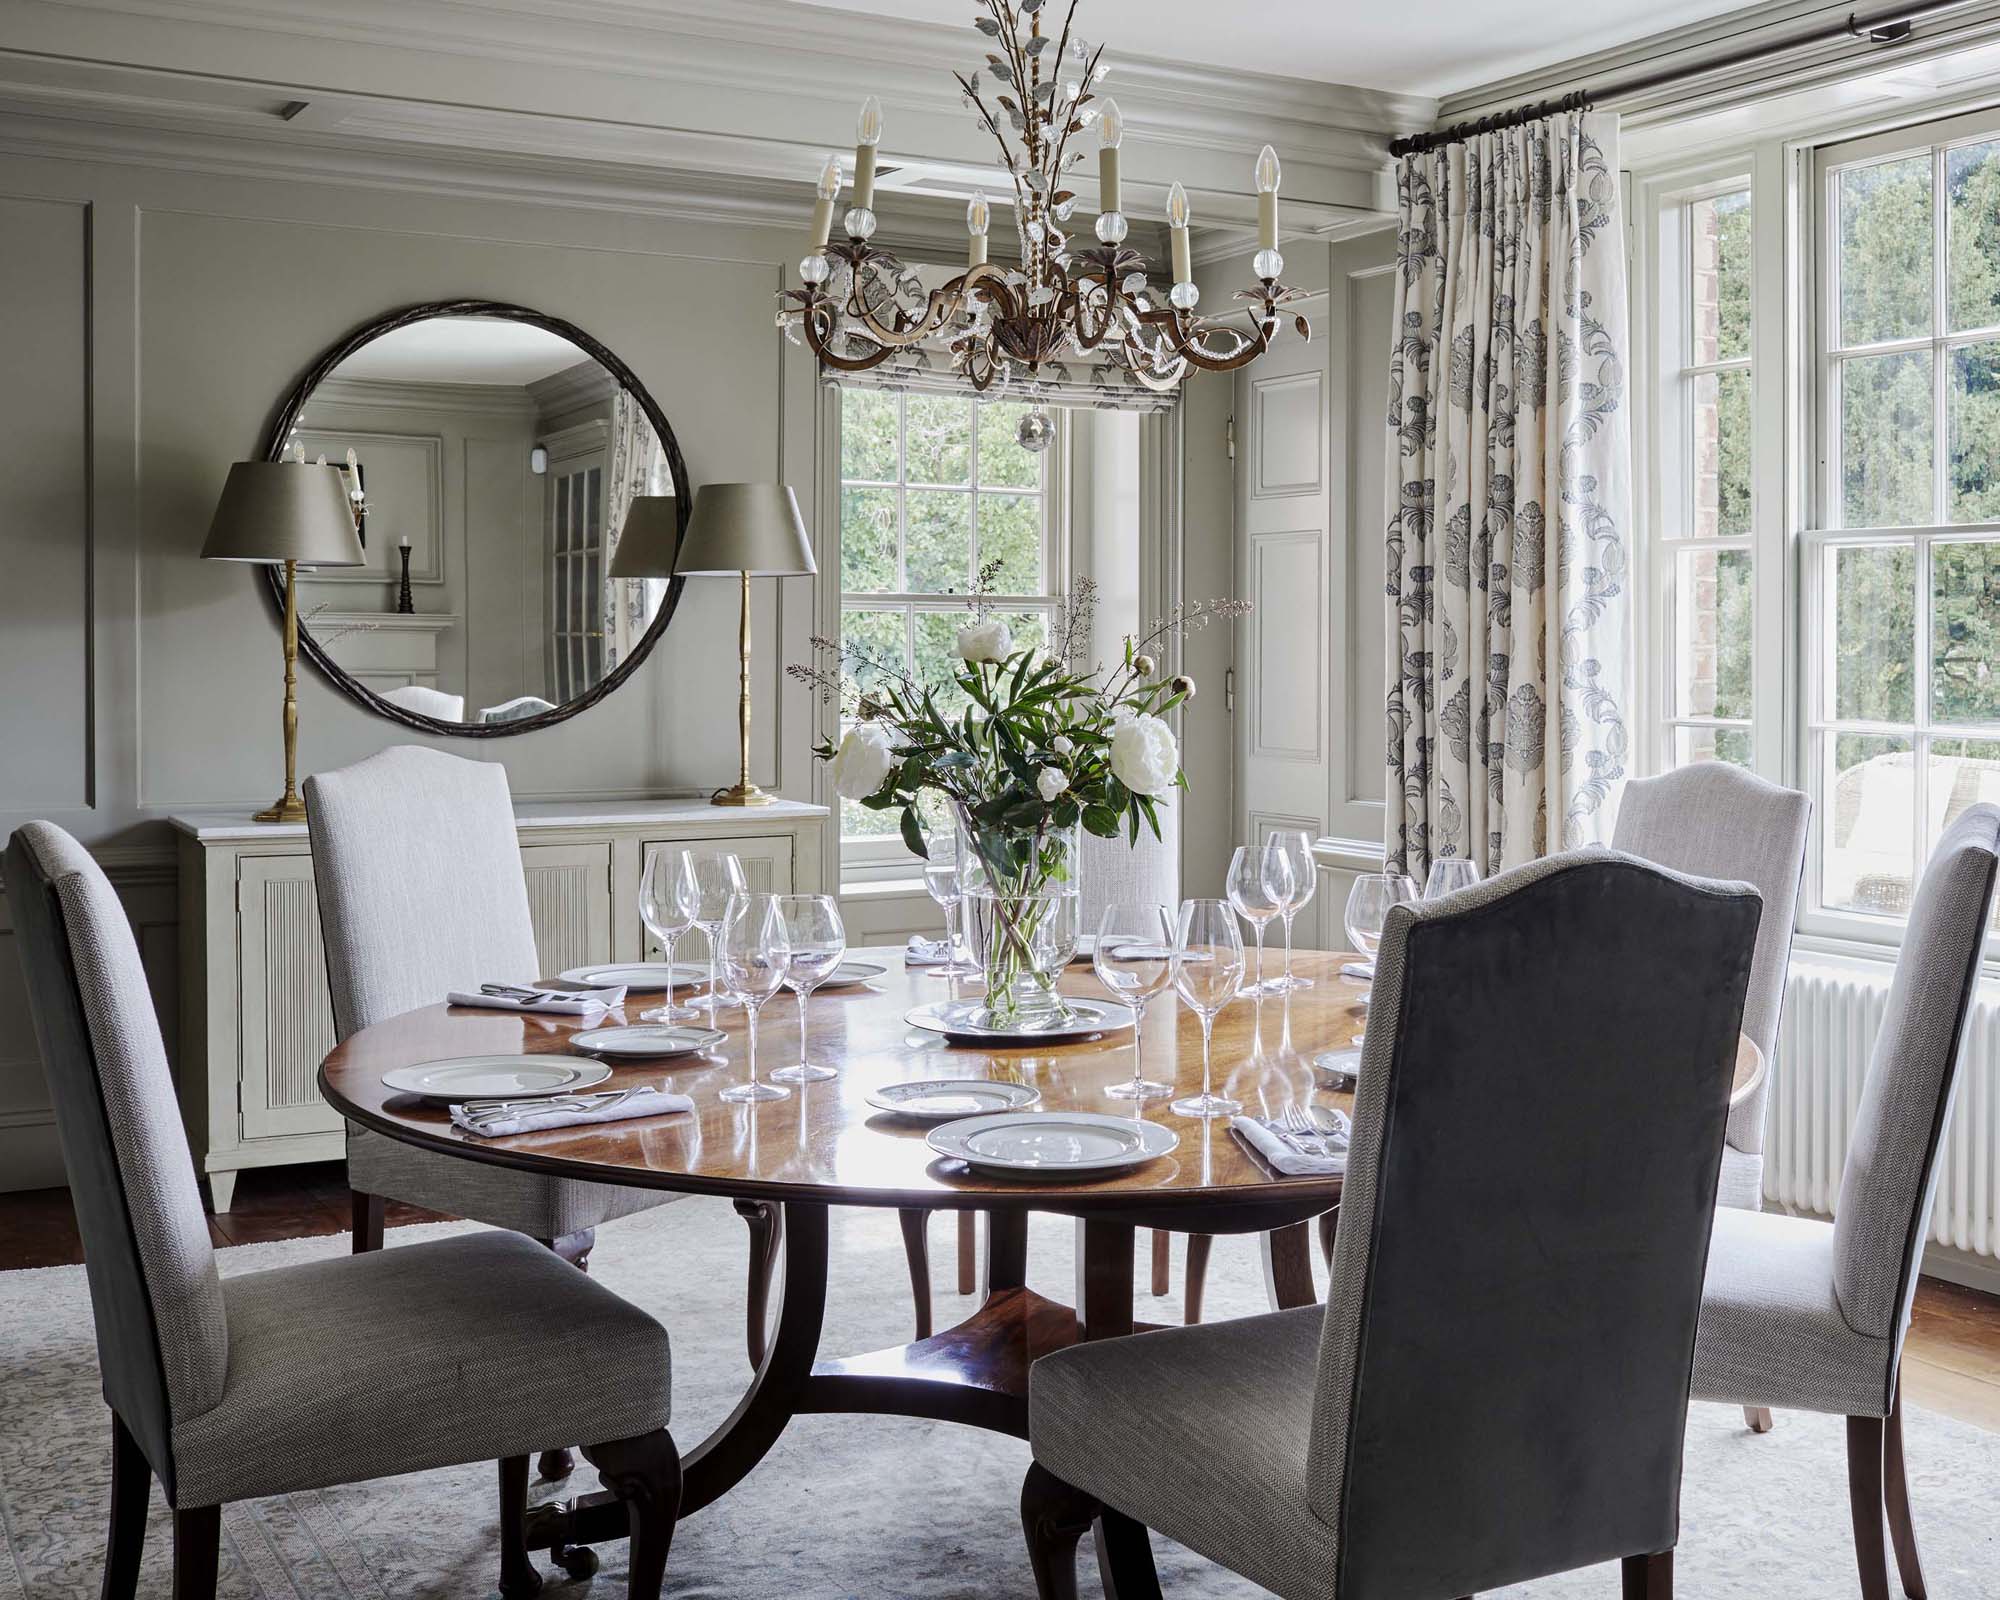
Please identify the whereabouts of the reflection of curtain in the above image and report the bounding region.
[1384,111,1632,880]
[603,391,671,670]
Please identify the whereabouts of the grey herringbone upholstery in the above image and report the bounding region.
[306,745,672,1237]
[1693,804,2000,1417]
[5,821,673,1508]
[1031,849,1762,1598]
[1615,763,1811,1208]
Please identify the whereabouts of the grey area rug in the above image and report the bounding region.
[2,1198,1997,1598]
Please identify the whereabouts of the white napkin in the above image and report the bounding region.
[445,985,627,1016]
[1231,1110,1352,1177]
[449,1085,693,1137]
[904,935,953,966]
[1339,960,1375,981]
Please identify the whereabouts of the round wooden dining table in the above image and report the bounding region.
[318,948,1763,1562]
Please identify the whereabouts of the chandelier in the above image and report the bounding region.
[776,0,1309,433]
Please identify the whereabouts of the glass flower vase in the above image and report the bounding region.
[953,807,1082,1031]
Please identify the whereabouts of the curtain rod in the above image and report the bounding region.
[1389,0,1991,156]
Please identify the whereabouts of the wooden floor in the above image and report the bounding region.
[3,1163,1998,1432]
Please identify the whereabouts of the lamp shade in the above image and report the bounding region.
[671,483,817,577]
[201,462,366,566]
[607,494,682,579]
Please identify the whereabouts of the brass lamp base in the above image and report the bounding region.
[710,782,775,807]
[252,793,308,824]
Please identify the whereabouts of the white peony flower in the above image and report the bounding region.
[1036,767,1069,802]
[1108,712,1178,796]
[953,617,1013,664]
[1051,735,1074,756]
[831,722,898,800]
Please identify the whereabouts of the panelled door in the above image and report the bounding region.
[636,836,795,959]
[237,854,342,1140]
[522,841,614,977]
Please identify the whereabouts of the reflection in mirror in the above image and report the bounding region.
[283,312,677,728]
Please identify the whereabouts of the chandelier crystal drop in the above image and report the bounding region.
[776,0,1310,400]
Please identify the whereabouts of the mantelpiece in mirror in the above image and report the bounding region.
[263,301,691,736]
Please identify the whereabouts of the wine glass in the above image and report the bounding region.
[678,851,747,1025]
[717,893,792,1103]
[1424,856,1482,899]
[1094,902,1179,1101]
[1170,898,1246,1119]
[1343,871,1419,981]
[1226,842,1294,996]
[772,894,845,1085]
[638,844,700,1022]
[1268,828,1320,994]
[922,836,978,977]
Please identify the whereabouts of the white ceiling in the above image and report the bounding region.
[787,0,1762,96]
[332,318,588,386]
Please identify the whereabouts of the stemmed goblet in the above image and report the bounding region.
[1343,871,1418,981]
[1170,898,1247,1119]
[923,835,979,977]
[717,893,792,1104]
[1268,828,1320,993]
[1424,856,1482,899]
[1093,902,1179,1101]
[772,893,845,1085]
[1226,842,1294,996]
[679,850,747,1026]
[638,843,700,1023]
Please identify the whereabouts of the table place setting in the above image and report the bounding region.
[449,1084,695,1137]
[863,1078,1041,1121]
[925,1110,1179,1180]
[446,980,629,1015]
[1231,1105,1351,1176]
[569,1023,727,1060]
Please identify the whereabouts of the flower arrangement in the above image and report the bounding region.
[791,565,1248,1025]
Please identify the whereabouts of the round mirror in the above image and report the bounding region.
[261,300,690,736]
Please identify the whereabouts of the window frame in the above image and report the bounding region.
[829,387,1070,883]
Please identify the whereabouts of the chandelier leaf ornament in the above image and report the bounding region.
[776,0,1310,445]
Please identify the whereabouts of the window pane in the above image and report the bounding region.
[913,612,976,720]
[841,389,899,481]
[1692,370,1752,536]
[1947,139,2000,334]
[1932,539,2000,723]
[1674,725,1753,768]
[904,394,973,484]
[1838,155,1934,347]
[1839,351,1934,527]
[840,607,908,695]
[979,492,1044,592]
[1825,733,1916,916]
[1929,740,2000,925]
[1691,190,1752,364]
[1830,543,1916,722]
[840,485,898,592]
[1948,341,2000,523]
[906,489,972,593]
[977,401,1044,489]
[1674,548,1753,719]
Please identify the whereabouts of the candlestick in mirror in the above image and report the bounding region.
[395,539,414,614]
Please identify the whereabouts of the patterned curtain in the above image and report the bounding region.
[602,390,671,672]
[1384,111,1632,879]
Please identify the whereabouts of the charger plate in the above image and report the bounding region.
[926,1111,1177,1179]
[904,997,1133,1045]
[380,1054,610,1102]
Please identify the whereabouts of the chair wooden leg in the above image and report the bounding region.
[1095,1507,1164,1600]
[1621,1550,1672,1598]
[957,1209,977,1295]
[1848,1414,1893,1600]
[899,1207,934,1340]
[1149,1229,1171,1296]
[1884,1375,1928,1600]
[496,1457,542,1598]
[171,1505,220,1600]
[733,1199,782,1368]
[102,1413,149,1600]
[1744,1405,1774,1433]
[1183,1233,1213,1325]
[349,1190,384,1254]
[581,1431,682,1600]
[1021,1462,1098,1600]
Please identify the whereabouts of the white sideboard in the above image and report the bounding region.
[172,798,828,1211]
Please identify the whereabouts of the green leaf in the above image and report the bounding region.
[1082,804,1121,839]
[900,807,930,859]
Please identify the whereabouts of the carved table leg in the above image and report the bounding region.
[734,1199,782,1369]
[958,1209,978,1295]
[987,1207,1028,1294]
[1077,1218,1136,1341]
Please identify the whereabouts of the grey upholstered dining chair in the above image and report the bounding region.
[1022,848,1764,1600]
[1614,762,1811,1213]
[6,822,682,1600]
[1689,803,1999,1600]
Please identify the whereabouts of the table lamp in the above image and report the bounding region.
[615,483,815,807]
[202,461,366,822]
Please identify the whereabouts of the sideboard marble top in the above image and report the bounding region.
[169,796,828,843]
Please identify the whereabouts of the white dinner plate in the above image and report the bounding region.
[816,960,890,989]
[560,962,707,990]
[864,1079,1041,1122]
[905,997,1133,1044]
[927,1111,1177,1179]
[1312,1046,1365,1086]
[569,1024,726,1060]
[381,1054,611,1102]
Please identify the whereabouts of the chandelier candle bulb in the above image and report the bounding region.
[1256,143,1281,252]
[852,96,882,215]
[1167,180,1191,288]
[809,154,842,251]
[1097,97,1123,217]
[966,189,990,267]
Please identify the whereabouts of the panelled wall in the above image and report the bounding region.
[0,138,825,1187]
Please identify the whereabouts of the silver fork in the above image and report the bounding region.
[1277,1105,1328,1157]
[462,1088,634,1125]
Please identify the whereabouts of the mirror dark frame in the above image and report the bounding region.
[260,299,692,738]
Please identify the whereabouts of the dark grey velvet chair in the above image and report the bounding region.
[7,821,682,1600]
[1022,848,1764,1599]
[1690,803,2000,1600]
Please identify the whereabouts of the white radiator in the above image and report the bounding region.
[1767,961,2000,1264]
